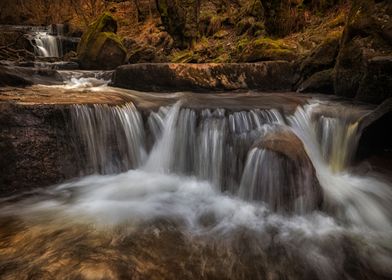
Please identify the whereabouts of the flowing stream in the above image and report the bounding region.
[0,75,391,279]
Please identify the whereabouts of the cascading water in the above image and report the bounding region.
[1,86,391,279]
[29,24,64,57]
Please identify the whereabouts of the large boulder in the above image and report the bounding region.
[334,0,392,103]
[111,62,295,92]
[156,0,200,49]
[240,129,322,213]
[77,13,127,70]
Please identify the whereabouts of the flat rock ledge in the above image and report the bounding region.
[111,62,295,92]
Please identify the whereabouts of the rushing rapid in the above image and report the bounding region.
[0,77,391,280]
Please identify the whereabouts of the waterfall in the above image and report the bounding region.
[2,97,392,280]
[30,24,64,57]
[288,102,392,231]
[64,99,392,230]
[70,103,147,174]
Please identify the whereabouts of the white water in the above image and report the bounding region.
[289,103,392,232]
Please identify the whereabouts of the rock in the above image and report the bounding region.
[300,35,340,78]
[240,38,298,62]
[0,103,79,196]
[356,56,392,103]
[0,30,34,53]
[156,0,201,48]
[334,0,392,103]
[128,45,166,63]
[77,13,127,70]
[0,66,63,87]
[297,69,334,94]
[111,62,295,92]
[356,98,392,161]
[247,129,323,212]
[61,37,80,55]
[0,66,32,87]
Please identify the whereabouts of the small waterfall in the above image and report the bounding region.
[70,103,147,174]
[67,99,392,230]
[289,103,392,231]
[238,146,321,213]
[30,24,64,57]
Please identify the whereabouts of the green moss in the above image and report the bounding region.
[237,38,251,52]
[171,50,198,63]
[240,37,297,62]
[253,37,290,50]
[77,12,126,67]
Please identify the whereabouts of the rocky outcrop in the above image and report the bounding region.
[356,98,392,161]
[356,56,392,104]
[0,65,63,87]
[250,129,323,212]
[0,103,78,196]
[300,35,340,78]
[77,13,127,70]
[156,0,200,48]
[334,0,392,104]
[111,62,295,92]
[297,69,334,94]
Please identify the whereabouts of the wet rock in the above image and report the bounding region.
[334,0,392,103]
[0,65,63,87]
[111,62,295,92]
[0,103,78,196]
[77,13,127,70]
[297,69,334,94]
[251,129,323,212]
[0,66,32,87]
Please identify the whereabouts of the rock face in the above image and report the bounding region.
[356,98,392,161]
[297,69,334,94]
[111,62,295,92]
[300,35,340,79]
[77,13,127,70]
[156,0,200,48]
[0,65,63,87]
[0,103,78,196]
[334,0,392,103]
[249,129,323,212]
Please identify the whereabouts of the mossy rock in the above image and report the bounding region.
[240,38,297,62]
[77,13,127,70]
